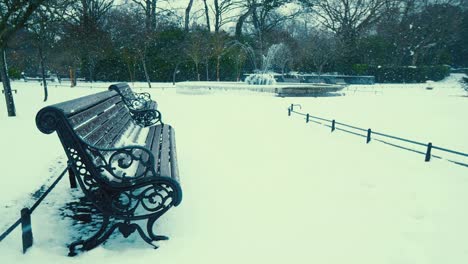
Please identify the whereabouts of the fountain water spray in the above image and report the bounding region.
[245,43,289,85]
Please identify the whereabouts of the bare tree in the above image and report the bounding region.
[306,31,338,75]
[202,0,211,31]
[212,0,240,33]
[305,0,390,39]
[235,0,259,39]
[65,0,114,82]
[234,0,294,39]
[28,1,69,101]
[300,0,392,68]
[106,6,144,83]
[378,0,464,65]
[131,0,157,31]
[184,0,194,31]
[1,0,47,116]
[210,32,230,81]
[185,31,210,81]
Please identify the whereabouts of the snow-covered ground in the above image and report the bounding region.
[0,75,467,263]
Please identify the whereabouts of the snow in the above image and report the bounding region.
[0,75,467,263]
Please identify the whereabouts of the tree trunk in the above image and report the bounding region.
[141,56,152,88]
[151,0,157,30]
[126,61,134,84]
[216,56,221,81]
[0,47,16,116]
[318,65,323,76]
[205,58,209,81]
[173,62,180,85]
[235,7,256,39]
[69,67,76,87]
[411,51,419,66]
[203,0,211,31]
[185,0,194,31]
[39,47,48,102]
[145,0,151,30]
[214,0,220,33]
[195,63,200,81]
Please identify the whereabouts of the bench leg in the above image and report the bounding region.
[68,167,77,189]
[68,216,169,256]
[146,216,169,242]
[68,216,111,256]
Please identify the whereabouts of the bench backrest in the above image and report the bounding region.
[37,90,132,148]
[109,83,137,103]
[36,91,139,211]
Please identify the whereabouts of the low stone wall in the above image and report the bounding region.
[299,75,375,85]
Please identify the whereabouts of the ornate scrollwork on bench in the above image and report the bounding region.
[128,92,152,109]
[109,84,163,127]
[130,109,163,127]
[67,143,181,215]
[64,141,181,255]
[87,145,156,181]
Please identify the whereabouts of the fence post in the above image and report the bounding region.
[366,129,372,143]
[331,120,335,132]
[425,142,433,162]
[306,113,309,123]
[290,104,294,112]
[21,208,33,253]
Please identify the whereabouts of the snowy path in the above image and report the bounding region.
[0,76,467,263]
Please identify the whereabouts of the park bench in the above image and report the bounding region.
[35,89,182,256]
[109,83,162,127]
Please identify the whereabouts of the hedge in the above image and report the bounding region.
[364,65,450,83]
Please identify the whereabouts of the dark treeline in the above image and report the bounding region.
[4,0,468,84]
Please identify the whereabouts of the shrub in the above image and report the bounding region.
[366,65,450,83]
[352,64,369,75]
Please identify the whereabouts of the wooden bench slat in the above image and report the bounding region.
[150,125,163,173]
[134,126,157,178]
[97,115,132,149]
[84,109,129,146]
[75,103,125,138]
[144,126,157,150]
[68,95,121,127]
[109,83,137,101]
[52,90,119,117]
[169,127,179,182]
[108,119,134,148]
[159,125,171,178]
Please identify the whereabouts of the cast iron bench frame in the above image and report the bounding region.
[36,89,182,256]
[109,83,163,127]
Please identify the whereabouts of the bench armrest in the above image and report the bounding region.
[85,144,182,216]
[87,144,157,182]
[127,92,152,110]
[134,92,152,101]
[129,109,163,127]
[109,177,182,218]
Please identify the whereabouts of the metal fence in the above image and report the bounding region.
[0,166,69,253]
[288,104,468,167]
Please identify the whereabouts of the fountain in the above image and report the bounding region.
[176,43,346,97]
[245,72,277,85]
[244,43,288,85]
[243,43,347,96]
